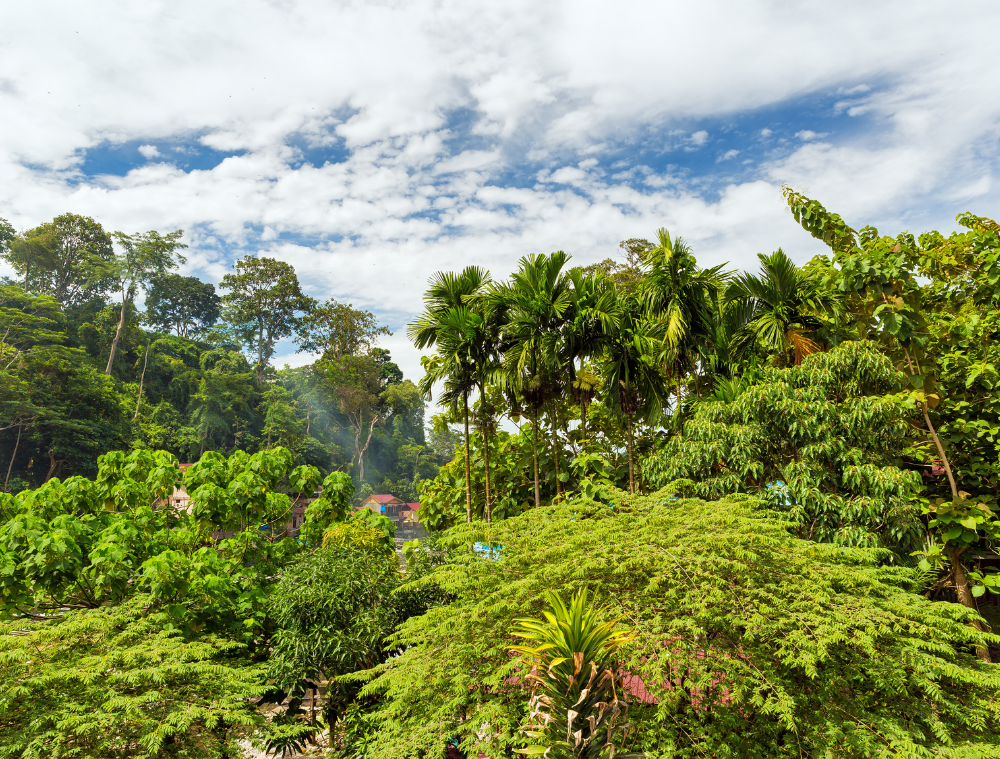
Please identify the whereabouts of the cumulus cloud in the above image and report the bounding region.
[0,0,998,383]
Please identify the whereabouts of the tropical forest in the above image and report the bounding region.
[2,188,1000,758]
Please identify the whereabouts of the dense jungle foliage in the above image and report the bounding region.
[0,212,453,501]
[3,191,1000,757]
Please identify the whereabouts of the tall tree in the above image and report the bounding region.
[1,214,116,306]
[561,269,619,438]
[414,309,481,523]
[105,230,186,374]
[640,228,728,425]
[726,249,836,366]
[221,256,314,384]
[145,273,220,337]
[296,298,390,361]
[492,253,573,507]
[410,267,493,522]
[599,293,667,494]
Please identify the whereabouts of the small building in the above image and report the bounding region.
[360,494,407,519]
[401,502,421,526]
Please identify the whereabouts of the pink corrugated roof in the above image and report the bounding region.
[365,494,404,504]
[406,502,421,510]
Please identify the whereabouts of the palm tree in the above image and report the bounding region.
[599,294,668,494]
[726,249,837,365]
[640,228,728,427]
[409,267,492,523]
[561,270,619,442]
[490,253,573,507]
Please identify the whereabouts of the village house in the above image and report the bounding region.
[359,494,422,532]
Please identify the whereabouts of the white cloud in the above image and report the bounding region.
[0,0,998,389]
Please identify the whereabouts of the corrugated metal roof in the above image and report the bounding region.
[363,494,404,504]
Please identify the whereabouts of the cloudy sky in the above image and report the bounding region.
[1,0,997,383]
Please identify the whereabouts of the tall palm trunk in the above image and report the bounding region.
[549,402,561,497]
[480,388,492,522]
[674,364,683,431]
[531,407,541,508]
[105,289,130,374]
[626,414,635,495]
[463,392,472,523]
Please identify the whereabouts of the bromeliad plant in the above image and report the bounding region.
[511,589,636,759]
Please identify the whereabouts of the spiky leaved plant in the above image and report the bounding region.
[511,590,636,758]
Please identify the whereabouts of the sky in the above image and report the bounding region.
[1,0,998,386]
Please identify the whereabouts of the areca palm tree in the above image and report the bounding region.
[409,267,494,523]
[726,249,837,365]
[640,228,729,426]
[413,307,479,523]
[599,294,668,494]
[559,269,619,446]
[491,252,573,507]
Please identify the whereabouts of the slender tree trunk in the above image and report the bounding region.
[531,407,541,508]
[903,346,959,500]
[134,340,151,419]
[550,402,561,497]
[355,414,379,485]
[674,366,683,431]
[949,546,992,663]
[481,388,492,522]
[626,414,635,495]
[902,347,987,658]
[256,321,267,385]
[925,405,959,501]
[463,392,472,523]
[105,290,130,374]
[45,450,60,482]
[4,423,22,491]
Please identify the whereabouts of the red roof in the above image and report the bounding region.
[406,502,421,510]
[365,494,404,504]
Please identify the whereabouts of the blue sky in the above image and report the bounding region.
[1,0,997,383]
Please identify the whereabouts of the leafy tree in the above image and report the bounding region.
[781,190,1000,649]
[260,384,305,452]
[644,340,924,553]
[267,541,402,740]
[1,213,116,306]
[362,490,1000,758]
[188,349,256,454]
[297,298,390,361]
[0,446,359,755]
[105,229,187,373]
[222,256,315,384]
[145,273,221,337]
[0,597,266,759]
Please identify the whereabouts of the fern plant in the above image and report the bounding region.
[511,589,636,758]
